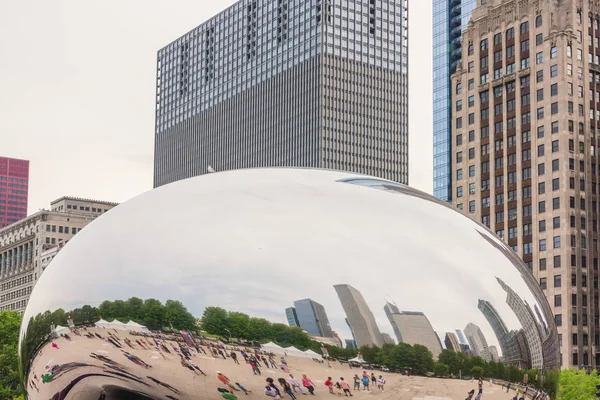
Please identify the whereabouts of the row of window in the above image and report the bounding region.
[0,273,33,291]
[45,225,80,235]
[0,299,26,311]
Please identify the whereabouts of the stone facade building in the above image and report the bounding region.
[452,0,600,368]
[0,197,117,312]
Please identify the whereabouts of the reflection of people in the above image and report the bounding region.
[325,377,334,394]
[302,374,315,395]
[235,383,251,395]
[218,388,238,400]
[353,375,360,391]
[217,372,239,391]
[465,389,474,400]
[376,376,385,391]
[340,378,352,397]
[288,374,305,395]
[361,376,369,391]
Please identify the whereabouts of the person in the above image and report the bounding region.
[266,378,282,399]
[325,377,334,394]
[288,374,305,395]
[518,393,525,400]
[376,375,385,392]
[370,373,376,388]
[478,377,483,391]
[218,388,238,400]
[51,342,59,349]
[249,359,261,376]
[474,391,482,400]
[279,378,297,400]
[302,374,316,395]
[231,352,240,365]
[335,382,343,396]
[340,378,352,397]
[465,389,475,400]
[361,375,370,391]
[352,375,361,391]
[507,383,511,393]
[235,383,251,395]
[216,372,239,391]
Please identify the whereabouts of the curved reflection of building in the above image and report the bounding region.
[497,278,544,369]
[385,306,443,359]
[476,231,560,368]
[292,298,334,338]
[464,323,492,361]
[477,299,528,369]
[444,332,462,353]
[489,346,500,362]
[334,284,384,348]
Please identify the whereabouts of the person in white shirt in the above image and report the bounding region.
[288,374,306,395]
[376,376,385,391]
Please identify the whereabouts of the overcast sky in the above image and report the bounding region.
[0,0,432,213]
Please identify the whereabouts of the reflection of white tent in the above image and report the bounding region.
[285,346,309,358]
[348,356,364,363]
[109,319,127,330]
[124,320,150,333]
[53,325,70,335]
[95,319,111,329]
[262,342,286,354]
[304,349,322,359]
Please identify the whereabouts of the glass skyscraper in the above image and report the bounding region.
[293,298,334,337]
[432,0,476,201]
[154,0,408,188]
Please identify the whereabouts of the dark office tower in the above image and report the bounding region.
[293,298,334,337]
[154,0,409,188]
[0,157,29,228]
[432,0,476,201]
[285,307,300,327]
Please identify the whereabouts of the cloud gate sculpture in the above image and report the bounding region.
[19,168,560,399]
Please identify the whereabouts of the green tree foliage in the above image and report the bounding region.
[433,362,450,377]
[470,366,484,379]
[0,311,23,400]
[556,368,600,400]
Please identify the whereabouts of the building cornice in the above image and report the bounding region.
[50,196,119,206]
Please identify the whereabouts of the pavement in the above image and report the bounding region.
[27,329,516,400]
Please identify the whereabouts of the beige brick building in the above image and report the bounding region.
[451,0,600,369]
[0,197,118,312]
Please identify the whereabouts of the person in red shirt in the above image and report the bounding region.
[324,377,334,394]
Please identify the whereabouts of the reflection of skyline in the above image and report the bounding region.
[385,305,443,358]
[444,332,461,352]
[290,299,334,338]
[497,277,544,369]
[334,284,384,348]
[477,299,529,369]
[464,322,492,361]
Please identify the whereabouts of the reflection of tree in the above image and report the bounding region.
[19,297,195,386]
[0,311,23,400]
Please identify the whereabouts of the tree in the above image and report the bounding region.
[433,362,449,377]
[412,344,434,374]
[141,299,166,329]
[556,368,600,400]
[0,311,23,400]
[164,300,195,331]
[438,349,460,375]
[200,306,229,336]
[470,366,484,379]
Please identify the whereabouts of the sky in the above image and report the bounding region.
[0,0,433,213]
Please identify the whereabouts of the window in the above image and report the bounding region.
[552,140,559,152]
[537,107,544,119]
[539,181,545,194]
[456,134,463,146]
[538,144,545,156]
[536,15,543,27]
[540,278,547,290]
[551,83,558,95]
[456,152,463,163]
[539,200,546,213]
[469,200,476,213]
[481,38,488,51]
[456,117,463,128]
[567,45,572,58]
[552,121,559,133]
[554,236,561,248]
[538,163,545,175]
[469,113,475,125]
[553,216,560,229]
[457,186,463,197]
[506,27,514,41]
[554,255,561,268]
[457,169,463,180]
[540,239,547,251]
[522,93,530,106]
[550,46,557,59]
[469,165,475,177]
[553,197,560,210]
[536,51,543,64]
[469,79,474,90]
[539,219,546,232]
[540,258,547,270]
[469,130,476,141]
[520,21,529,34]
[537,125,544,138]
[555,295,561,307]
[552,177,560,190]
[552,159,559,171]
[456,100,463,111]
[480,91,489,103]
[555,313,562,326]
[551,102,558,114]
[554,275,562,287]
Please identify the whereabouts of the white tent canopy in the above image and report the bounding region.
[124,320,150,332]
[262,342,286,354]
[95,319,111,329]
[304,349,322,359]
[284,346,310,358]
[348,356,364,363]
[109,319,127,330]
[53,325,70,335]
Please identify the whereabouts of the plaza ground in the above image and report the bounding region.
[28,329,515,400]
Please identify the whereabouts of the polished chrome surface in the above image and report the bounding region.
[19,168,559,399]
